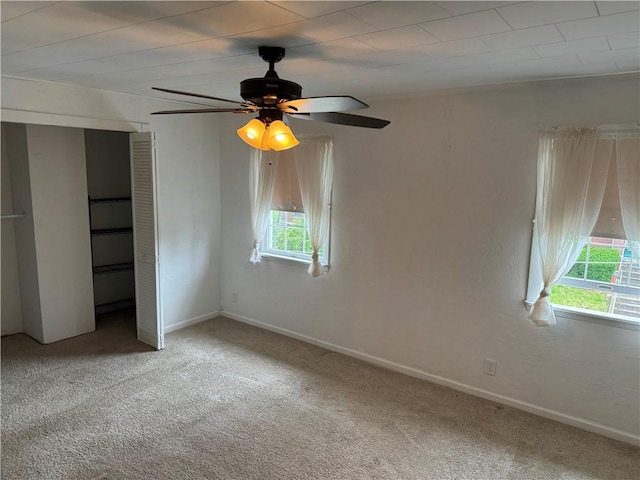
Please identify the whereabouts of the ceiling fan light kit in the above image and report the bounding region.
[237,118,299,151]
[265,120,300,151]
[237,118,268,150]
[152,46,389,151]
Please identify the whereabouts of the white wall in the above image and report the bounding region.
[1,123,24,335]
[4,123,42,341]
[219,74,640,443]
[1,77,222,332]
[26,125,95,343]
[153,117,221,329]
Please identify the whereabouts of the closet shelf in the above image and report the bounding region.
[96,297,135,308]
[89,196,132,204]
[1,213,25,219]
[95,297,136,315]
[91,227,133,236]
[93,262,134,275]
[87,190,135,314]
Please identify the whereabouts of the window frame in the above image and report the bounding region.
[262,208,331,268]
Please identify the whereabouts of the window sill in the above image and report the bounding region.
[261,252,330,271]
[552,304,639,331]
[524,301,639,330]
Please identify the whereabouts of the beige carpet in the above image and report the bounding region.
[2,311,638,480]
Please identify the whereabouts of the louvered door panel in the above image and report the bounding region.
[130,132,163,349]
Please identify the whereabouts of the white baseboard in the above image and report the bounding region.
[222,310,639,446]
[164,311,220,334]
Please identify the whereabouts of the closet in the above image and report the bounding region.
[0,123,160,346]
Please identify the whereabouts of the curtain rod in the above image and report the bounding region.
[546,124,639,135]
[547,124,639,130]
[597,124,639,132]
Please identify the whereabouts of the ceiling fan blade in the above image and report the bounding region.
[289,112,390,129]
[152,87,250,106]
[151,108,254,115]
[279,96,368,113]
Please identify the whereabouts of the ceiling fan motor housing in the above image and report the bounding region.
[240,77,302,106]
[241,46,302,106]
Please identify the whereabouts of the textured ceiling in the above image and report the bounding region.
[1,1,639,104]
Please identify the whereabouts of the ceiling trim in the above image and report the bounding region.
[1,107,147,132]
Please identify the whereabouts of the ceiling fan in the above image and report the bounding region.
[151,46,390,151]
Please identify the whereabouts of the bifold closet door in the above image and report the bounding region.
[130,132,164,349]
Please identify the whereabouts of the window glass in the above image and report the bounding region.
[266,210,325,261]
[551,237,639,318]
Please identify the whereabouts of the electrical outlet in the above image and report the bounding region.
[484,358,497,376]
[231,292,238,303]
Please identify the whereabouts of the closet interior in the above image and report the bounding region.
[85,129,135,315]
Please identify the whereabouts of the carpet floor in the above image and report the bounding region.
[2,312,638,480]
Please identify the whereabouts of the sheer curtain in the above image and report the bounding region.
[249,149,279,264]
[616,135,640,262]
[529,130,613,326]
[294,136,334,277]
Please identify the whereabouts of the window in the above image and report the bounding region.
[526,129,640,325]
[551,237,639,318]
[261,137,332,268]
[264,210,327,264]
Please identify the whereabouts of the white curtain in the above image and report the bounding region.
[616,135,640,262]
[529,130,613,326]
[294,136,334,277]
[249,149,279,264]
